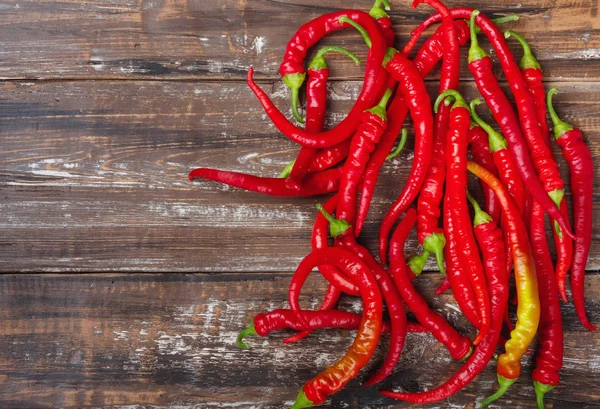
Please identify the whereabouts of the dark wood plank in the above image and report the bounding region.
[0,79,599,272]
[0,0,596,80]
[0,273,597,408]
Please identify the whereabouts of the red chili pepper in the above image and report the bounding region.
[381,194,508,403]
[188,167,341,197]
[469,125,501,224]
[445,199,481,328]
[435,276,451,295]
[237,308,431,349]
[317,202,408,386]
[336,89,392,227]
[529,201,564,409]
[355,95,409,237]
[288,248,382,409]
[284,46,360,190]
[436,90,490,344]
[370,0,395,47]
[255,11,388,148]
[388,208,472,361]
[412,8,573,239]
[378,48,434,264]
[548,88,596,331]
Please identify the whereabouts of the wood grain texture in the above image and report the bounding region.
[0,273,597,409]
[0,80,598,272]
[0,0,596,80]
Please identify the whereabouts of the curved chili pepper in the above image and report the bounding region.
[336,89,392,227]
[285,46,360,190]
[437,90,491,344]
[412,8,573,239]
[530,201,563,409]
[355,95,409,237]
[256,11,388,149]
[288,248,382,409]
[370,0,394,47]
[317,202,408,386]
[188,167,341,197]
[548,88,596,331]
[378,48,434,264]
[469,125,501,223]
[467,161,540,407]
[388,208,472,361]
[381,193,508,404]
[237,309,431,349]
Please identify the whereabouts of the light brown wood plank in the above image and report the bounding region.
[0,0,596,80]
[0,79,599,272]
[0,273,597,408]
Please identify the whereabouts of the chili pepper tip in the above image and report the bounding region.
[236,323,258,349]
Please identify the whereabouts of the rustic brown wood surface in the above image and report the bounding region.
[0,0,599,408]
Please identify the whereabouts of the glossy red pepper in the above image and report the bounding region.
[437,90,490,344]
[412,8,573,239]
[285,46,360,190]
[378,48,434,264]
[382,194,508,403]
[370,0,395,47]
[188,167,341,197]
[548,88,596,331]
[530,201,564,409]
[388,208,472,361]
[254,11,388,148]
[288,248,382,409]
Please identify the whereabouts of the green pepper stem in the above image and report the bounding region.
[408,250,430,276]
[236,323,258,349]
[308,45,360,71]
[534,381,555,409]
[469,98,508,152]
[480,375,517,407]
[316,203,351,237]
[290,389,314,409]
[468,10,488,63]
[370,0,391,19]
[339,16,372,48]
[547,88,574,139]
[383,47,398,67]
[504,30,541,70]
[282,72,306,124]
[386,128,408,160]
[279,160,295,178]
[435,90,467,112]
[423,233,446,275]
[366,88,393,120]
[548,189,565,238]
[466,190,493,226]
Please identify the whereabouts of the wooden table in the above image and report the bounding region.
[0,0,598,408]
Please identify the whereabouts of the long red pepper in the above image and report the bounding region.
[530,201,564,409]
[288,248,382,409]
[466,161,540,407]
[317,203,408,386]
[336,89,392,227]
[285,46,360,190]
[237,309,431,349]
[370,0,395,47]
[504,30,574,303]
[382,194,508,403]
[188,167,341,197]
[255,11,388,148]
[388,208,472,361]
[378,48,434,264]
[412,8,572,238]
[548,88,596,331]
[469,125,501,223]
[437,90,490,344]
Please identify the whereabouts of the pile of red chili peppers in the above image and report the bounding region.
[190,1,596,407]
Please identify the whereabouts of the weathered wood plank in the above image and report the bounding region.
[0,0,596,80]
[0,273,597,408]
[0,79,598,272]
